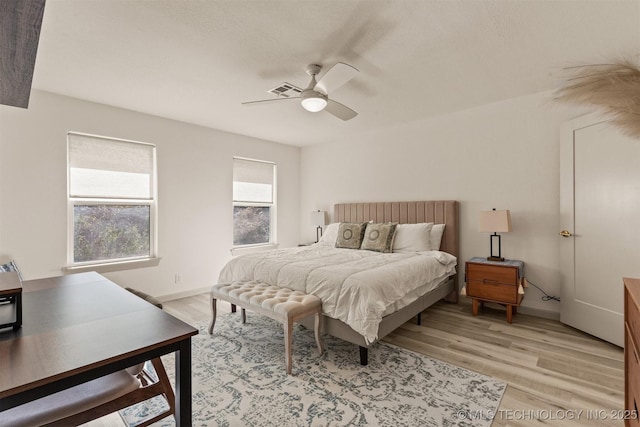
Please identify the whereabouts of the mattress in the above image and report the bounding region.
[218,245,457,344]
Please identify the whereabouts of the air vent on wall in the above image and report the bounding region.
[267,82,302,98]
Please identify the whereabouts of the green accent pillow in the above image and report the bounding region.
[335,222,367,249]
[361,222,398,253]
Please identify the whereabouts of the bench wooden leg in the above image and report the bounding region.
[314,309,323,355]
[208,297,217,334]
[210,285,323,375]
[284,316,293,375]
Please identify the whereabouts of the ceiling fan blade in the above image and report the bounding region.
[242,97,300,105]
[314,62,359,95]
[325,99,358,121]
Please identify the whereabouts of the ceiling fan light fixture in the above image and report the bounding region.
[243,62,358,120]
[300,91,327,112]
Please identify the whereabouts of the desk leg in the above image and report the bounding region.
[14,292,22,330]
[175,338,192,427]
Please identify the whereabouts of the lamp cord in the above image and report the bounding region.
[526,280,561,302]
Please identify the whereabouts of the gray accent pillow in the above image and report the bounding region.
[361,222,398,253]
[335,222,367,249]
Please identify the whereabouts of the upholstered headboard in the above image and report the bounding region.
[333,201,459,260]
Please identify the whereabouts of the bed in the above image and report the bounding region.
[218,200,459,365]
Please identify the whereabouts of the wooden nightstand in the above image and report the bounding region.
[465,257,525,323]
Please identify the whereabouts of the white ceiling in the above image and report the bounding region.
[32,0,640,147]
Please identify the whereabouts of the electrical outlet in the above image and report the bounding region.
[174,274,181,285]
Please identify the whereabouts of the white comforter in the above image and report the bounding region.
[218,245,457,344]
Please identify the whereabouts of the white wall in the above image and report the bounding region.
[299,90,586,316]
[0,88,588,317]
[0,90,300,298]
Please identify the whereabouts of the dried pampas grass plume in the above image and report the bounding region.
[554,59,640,139]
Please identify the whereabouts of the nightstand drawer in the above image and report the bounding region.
[466,279,519,304]
[466,263,518,285]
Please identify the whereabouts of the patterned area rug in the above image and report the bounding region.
[120,314,505,426]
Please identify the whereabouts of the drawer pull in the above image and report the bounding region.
[483,279,502,285]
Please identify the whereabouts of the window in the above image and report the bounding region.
[67,132,157,265]
[233,157,276,246]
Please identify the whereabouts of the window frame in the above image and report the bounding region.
[66,132,158,270]
[232,157,277,248]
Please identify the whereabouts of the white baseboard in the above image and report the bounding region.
[514,305,560,321]
[157,285,210,303]
[158,286,561,321]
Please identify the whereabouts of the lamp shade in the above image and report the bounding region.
[478,210,512,233]
[310,210,326,227]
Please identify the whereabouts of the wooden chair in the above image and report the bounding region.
[2,288,176,426]
[3,358,175,426]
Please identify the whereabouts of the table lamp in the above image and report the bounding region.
[310,210,326,243]
[478,209,512,262]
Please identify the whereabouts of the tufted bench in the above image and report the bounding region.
[208,281,323,374]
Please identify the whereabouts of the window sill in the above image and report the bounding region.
[230,243,279,256]
[62,257,161,274]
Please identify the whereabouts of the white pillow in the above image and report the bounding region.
[316,222,340,246]
[392,223,433,253]
[430,224,446,250]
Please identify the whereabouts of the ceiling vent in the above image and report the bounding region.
[267,82,302,98]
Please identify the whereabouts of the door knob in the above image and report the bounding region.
[559,230,572,237]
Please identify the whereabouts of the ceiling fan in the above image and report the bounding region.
[242,62,359,121]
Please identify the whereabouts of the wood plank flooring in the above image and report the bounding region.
[86,295,625,426]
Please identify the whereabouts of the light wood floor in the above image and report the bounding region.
[87,295,624,427]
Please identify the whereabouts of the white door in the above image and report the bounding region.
[559,114,640,347]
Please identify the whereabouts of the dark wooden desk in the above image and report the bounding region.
[0,272,198,426]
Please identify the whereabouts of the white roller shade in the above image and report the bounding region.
[233,158,275,203]
[69,133,155,199]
